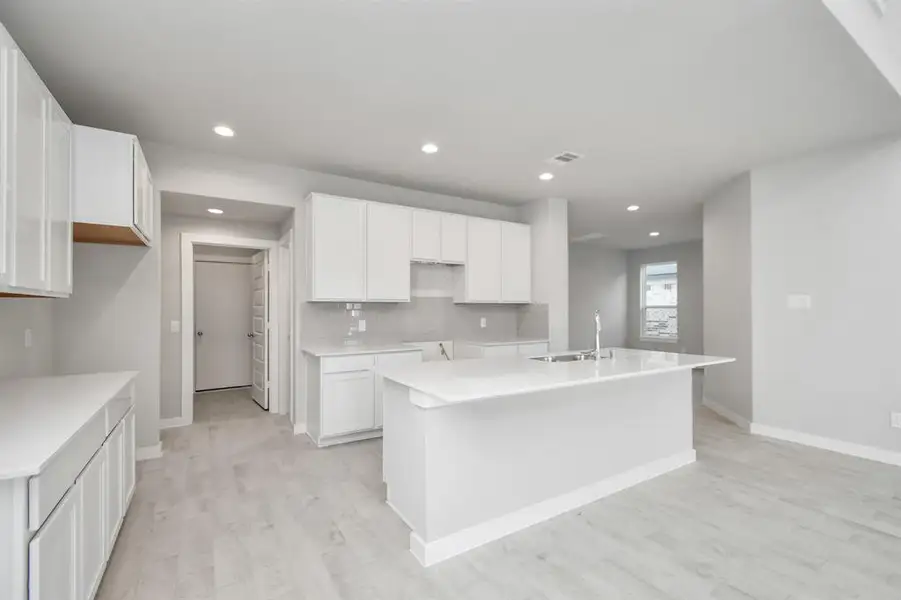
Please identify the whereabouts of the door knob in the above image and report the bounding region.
[196,331,203,337]
[247,333,255,339]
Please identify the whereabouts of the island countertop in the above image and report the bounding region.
[378,348,734,406]
[0,371,138,479]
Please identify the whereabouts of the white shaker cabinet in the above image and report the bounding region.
[28,488,79,600]
[72,125,153,247]
[440,212,467,264]
[501,221,531,303]
[306,193,367,301]
[321,370,376,437]
[78,446,106,600]
[455,218,502,303]
[412,209,441,263]
[366,202,411,302]
[105,421,124,551]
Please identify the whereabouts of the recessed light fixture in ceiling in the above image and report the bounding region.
[649,231,660,237]
[207,208,224,215]
[627,205,640,212]
[213,125,235,137]
[421,143,439,154]
[539,172,555,181]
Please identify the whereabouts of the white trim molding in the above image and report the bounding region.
[136,443,163,461]
[702,397,750,431]
[406,450,696,567]
[750,423,901,467]
[159,416,191,430]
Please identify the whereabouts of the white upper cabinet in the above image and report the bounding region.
[0,23,73,298]
[307,193,367,301]
[440,212,467,264]
[456,218,502,303]
[411,209,441,263]
[501,222,531,303]
[72,125,153,247]
[366,202,411,302]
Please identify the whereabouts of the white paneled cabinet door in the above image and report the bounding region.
[105,422,124,556]
[79,446,107,600]
[463,218,502,302]
[132,141,152,242]
[46,99,72,295]
[28,487,79,600]
[373,352,422,428]
[9,49,49,292]
[321,371,375,436]
[412,209,441,262]
[123,409,136,509]
[366,202,411,301]
[309,195,366,300]
[441,212,467,264]
[501,222,531,303]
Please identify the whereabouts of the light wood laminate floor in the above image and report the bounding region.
[98,389,901,600]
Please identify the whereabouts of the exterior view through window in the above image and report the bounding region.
[641,261,678,340]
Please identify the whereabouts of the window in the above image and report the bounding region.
[640,261,678,341]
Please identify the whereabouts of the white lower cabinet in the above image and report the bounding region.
[455,341,549,360]
[321,371,376,437]
[28,488,79,600]
[123,411,136,509]
[79,447,106,600]
[105,422,124,552]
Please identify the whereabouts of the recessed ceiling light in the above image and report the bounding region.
[213,125,235,137]
[207,208,224,215]
[627,205,640,212]
[421,143,439,154]
[539,172,555,181]
[649,231,660,237]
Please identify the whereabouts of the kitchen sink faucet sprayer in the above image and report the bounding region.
[595,309,603,359]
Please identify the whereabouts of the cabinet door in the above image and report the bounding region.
[123,409,136,510]
[440,213,467,264]
[321,371,375,436]
[9,50,48,291]
[132,140,152,242]
[464,218,502,302]
[482,344,519,358]
[309,195,366,300]
[46,99,72,295]
[29,487,78,600]
[411,209,441,262]
[374,351,422,427]
[79,446,106,600]
[105,422,124,556]
[518,342,548,357]
[366,202,411,301]
[501,222,531,303]
[0,33,13,286]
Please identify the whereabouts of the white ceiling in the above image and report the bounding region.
[161,192,293,224]
[3,0,901,248]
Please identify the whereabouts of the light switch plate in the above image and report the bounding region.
[891,412,901,429]
[480,317,487,328]
[170,320,181,333]
[24,328,32,349]
[358,319,366,332]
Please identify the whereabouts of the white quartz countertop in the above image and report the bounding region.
[301,342,423,357]
[456,338,550,347]
[0,372,138,479]
[379,348,734,406]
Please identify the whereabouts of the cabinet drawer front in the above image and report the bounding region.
[518,343,548,357]
[29,486,78,600]
[321,371,375,437]
[321,354,375,374]
[105,390,134,434]
[29,408,106,531]
[482,344,519,358]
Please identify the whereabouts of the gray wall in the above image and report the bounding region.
[0,299,53,379]
[703,174,753,422]
[568,244,628,350]
[159,214,284,420]
[626,240,704,354]
[751,136,901,454]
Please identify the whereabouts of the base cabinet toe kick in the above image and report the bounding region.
[0,373,139,600]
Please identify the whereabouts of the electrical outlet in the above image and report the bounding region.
[480,317,487,329]
[24,328,33,349]
[358,319,366,332]
[891,412,901,429]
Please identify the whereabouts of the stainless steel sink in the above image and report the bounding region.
[531,352,596,363]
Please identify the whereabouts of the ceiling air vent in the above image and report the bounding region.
[547,151,583,166]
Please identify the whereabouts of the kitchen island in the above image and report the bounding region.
[379,348,734,566]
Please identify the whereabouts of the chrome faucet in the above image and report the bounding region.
[594,309,603,358]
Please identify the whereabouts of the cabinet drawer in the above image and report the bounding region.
[105,390,134,434]
[29,408,106,531]
[321,354,375,374]
[482,344,519,358]
[518,343,548,357]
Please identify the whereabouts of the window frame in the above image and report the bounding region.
[639,261,679,343]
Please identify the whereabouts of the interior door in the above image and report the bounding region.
[194,259,253,391]
[251,250,269,409]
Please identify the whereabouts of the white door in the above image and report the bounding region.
[501,222,531,303]
[79,446,106,600]
[366,202,411,301]
[321,371,375,436]
[46,99,72,295]
[105,422,123,556]
[309,195,366,300]
[279,240,292,418]
[251,250,269,409]
[29,488,79,600]
[194,260,253,391]
[464,218,502,302]
[374,352,422,428]
[440,212,467,264]
[411,209,441,262]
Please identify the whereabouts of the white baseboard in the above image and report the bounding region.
[159,416,190,430]
[702,398,750,431]
[750,423,901,467]
[407,449,696,567]
[136,443,163,461]
[293,422,307,435]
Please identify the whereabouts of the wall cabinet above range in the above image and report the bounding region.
[72,125,153,247]
[411,209,466,264]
